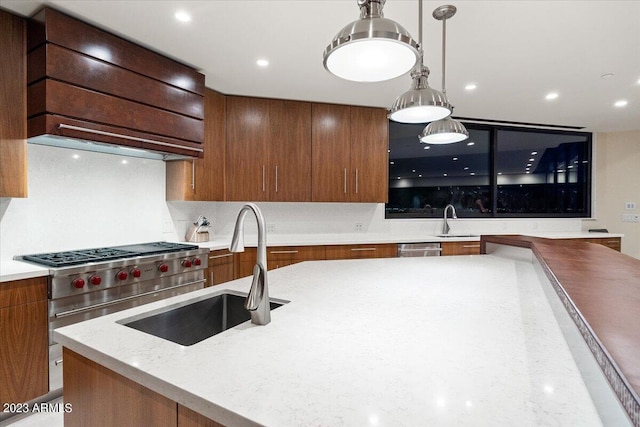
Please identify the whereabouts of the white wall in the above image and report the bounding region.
[0,144,177,261]
[586,131,640,258]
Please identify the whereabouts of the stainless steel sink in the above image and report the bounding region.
[120,291,287,346]
[437,234,479,238]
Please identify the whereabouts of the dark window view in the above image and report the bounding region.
[496,130,591,215]
[386,122,592,218]
[387,122,491,218]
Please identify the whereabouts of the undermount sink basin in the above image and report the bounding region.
[437,234,479,238]
[120,291,287,346]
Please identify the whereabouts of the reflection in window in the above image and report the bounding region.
[387,123,491,218]
[386,122,592,218]
[496,130,590,215]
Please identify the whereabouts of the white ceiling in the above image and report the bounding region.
[2,0,639,132]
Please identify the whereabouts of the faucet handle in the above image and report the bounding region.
[245,264,265,311]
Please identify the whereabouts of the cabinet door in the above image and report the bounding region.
[206,249,235,287]
[312,103,351,202]
[350,106,389,203]
[268,100,312,202]
[0,10,27,198]
[226,96,269,201]
[0,277,48,404]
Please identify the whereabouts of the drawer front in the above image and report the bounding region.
[441,241,481,256]
[325,243,397,260]
[267,246,325,262]
[0,277,48,309]
[588,237,621,251]
[208,250,234,266]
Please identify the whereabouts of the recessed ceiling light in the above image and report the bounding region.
[470,172,475,176]
[529,158,534,161]
[614,100,628,107]
[600,73,614,79]
[545,92,559,100]
[467,141,475,146]
[526,171,531,174]
[72,154,80,159]
[443,173,448,176]
[452,157,458,161]
[423,146,430,150]
[390,161,395,165]
[531,151,538,155]
[463,167,469,170]
[256,59,269,67]
[174,10,191,22]
[397,176,401,180]
[418,174,422,178]
[412,169,416,172]
[121,160,128,165]
[465,83,477,90]
[498,172,503,175]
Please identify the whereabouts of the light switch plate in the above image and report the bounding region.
[625,202,637,210]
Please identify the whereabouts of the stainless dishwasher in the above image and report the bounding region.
[398,242,441,257]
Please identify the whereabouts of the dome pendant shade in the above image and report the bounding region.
[389,64,452,123]
[323,0,420,82]
[420,116,469,144]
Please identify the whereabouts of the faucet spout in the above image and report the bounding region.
[229,203,271,325]
[442,204,457,235]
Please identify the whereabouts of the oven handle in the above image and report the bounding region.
[54,279,206,319]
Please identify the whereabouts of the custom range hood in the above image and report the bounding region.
[27,8,205,160]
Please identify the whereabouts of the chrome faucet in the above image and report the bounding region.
[229,203,270,325]
[442,204,457,235]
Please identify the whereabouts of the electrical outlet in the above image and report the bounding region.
[355,223,363,232]
[267,223,276,233]
[622,214,640,223]
[625,202,637,210]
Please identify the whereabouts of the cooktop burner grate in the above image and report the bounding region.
[20,242,201,268]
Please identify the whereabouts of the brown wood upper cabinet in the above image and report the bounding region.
[26,7,205,158]
[167,89,226,201]
[312,104,389,203]
[226,96,312,202]
[0,10,28,198]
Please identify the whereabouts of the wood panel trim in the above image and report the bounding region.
[28,8,204,95]
[28,44,204,119]
[28,79,203,143]
[178,404,224,427]
[28,114,204,158]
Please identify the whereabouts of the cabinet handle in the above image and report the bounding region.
[355,168,359,194]
[350,247,376,252]
[275,165,278,193]
[463,245,480,248]
[209,253,233,260]
[55,359,63,366]
[270,250,299,254]
[262,165,266,192]
[209,271,214,286]
[57,124,204,153]
[343,168,347,194]
[191,160,195,190]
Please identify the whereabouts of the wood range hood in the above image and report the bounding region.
[26,7,205,160]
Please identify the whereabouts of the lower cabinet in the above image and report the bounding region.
[0,277,48,405]
[238,245,325,278]
[441,241,482,256]
[63,348,222,427]
[206,249,235,287]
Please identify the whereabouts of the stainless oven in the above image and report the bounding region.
[17,242,208,392]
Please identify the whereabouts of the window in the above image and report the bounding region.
[386,122,591,218]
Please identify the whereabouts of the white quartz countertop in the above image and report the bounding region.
[0,260,49,282]
[54,253,612,426]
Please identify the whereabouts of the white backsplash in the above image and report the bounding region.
[1,144,581,263]
[0,144,176,262]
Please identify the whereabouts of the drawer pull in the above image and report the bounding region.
[463,245,480,248]
[350,248,376,252]
[270,250,299,254]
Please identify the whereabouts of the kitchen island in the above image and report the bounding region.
[54,242,634,426]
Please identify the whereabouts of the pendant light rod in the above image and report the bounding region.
[433,5,457,93]
[418,0,423,49]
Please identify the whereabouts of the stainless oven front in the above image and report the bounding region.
[48,272,205,391]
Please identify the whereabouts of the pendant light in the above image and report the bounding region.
[323,0,420,82]
[420,5,469,144]
[389,0,451,123]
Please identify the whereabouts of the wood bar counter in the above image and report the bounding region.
[481,235,640,424]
